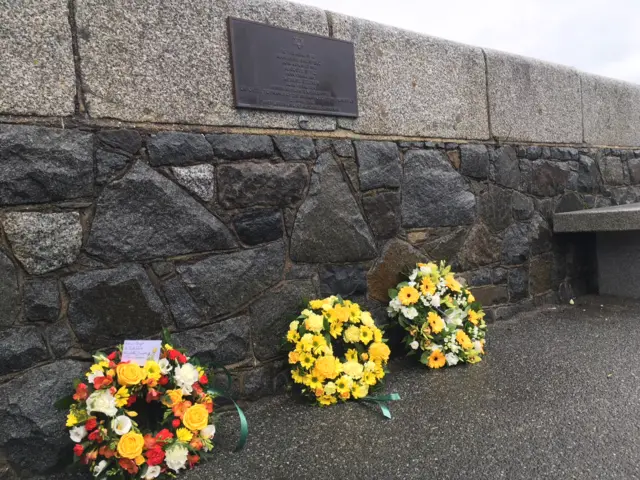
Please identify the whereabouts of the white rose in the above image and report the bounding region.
[158,358,172,375]
[142,465,162,479]
[87,370,104,384]
[410,340,419,350]
[401,307,418,319]
[430,295,441,307]
[93,459,108,477]
[69,425,87,443]
[165,444,189,472]
[86,389,117,417]
[445,353,460,366]
[289,320,299,330]
[200,424,216,439]
[174,363,200,394]
[111,415,132,435]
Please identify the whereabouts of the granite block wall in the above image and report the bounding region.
[2,123,639,475]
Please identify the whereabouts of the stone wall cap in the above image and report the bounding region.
[554,202,640,232]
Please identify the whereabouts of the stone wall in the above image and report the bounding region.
[1,122,638,475]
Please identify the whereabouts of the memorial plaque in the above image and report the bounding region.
[228,17,358,117]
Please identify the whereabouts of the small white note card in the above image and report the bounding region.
[121,340,162,365]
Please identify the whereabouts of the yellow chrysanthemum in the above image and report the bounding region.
[445,274,462,293]
[305,313,324,333]
[368,342,391,363]
[143,360,161,382]
[359,326,373,345]
[428,350,446,369]
[313,355,341,380]
[319,395,337,406]
[329,304,351,323]
[361,311,374,327]
[335,375,353,393]
[398,286,420,306]
[363,371,377,386]
[351,382,369,399]
[291,369,305,384]
[300,353,315,369]
[309,299,324,310]
[345,349,359,363]
[342,361,364,379]
[363,360,376,373]
[427,312,445,334]
[288,350,300,364]
[420,276,436,296]
[177,428,193,443]
[456,330,473,350]
[343,325,361,343]
[324,382,337,395]
[329,321,344,339]
[115,386,130,408]
[299,333,314,352]
[304,374,323,390]
[286,329,300,343]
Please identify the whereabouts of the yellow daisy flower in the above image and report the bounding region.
[177,428,193,443]
[319,395,337,406]
[300,353,315,369]
[329,321,344,339]
[428,350,446,369]
[343,325,361,343]
[345,349,359,363]
[359,326,373,345]
[445,274,462,293]
[398,286,420,306]
[420,276,436,296]
[286,329,300,343]
[291,369,305,384]
[335,375,353,393]
[363,371,377,386]
[427,312,445,334]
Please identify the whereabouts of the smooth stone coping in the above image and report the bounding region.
[553,203,640,232]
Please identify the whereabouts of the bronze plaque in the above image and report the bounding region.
[227,17,358,117]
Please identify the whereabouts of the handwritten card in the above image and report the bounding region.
[121,340,162,365]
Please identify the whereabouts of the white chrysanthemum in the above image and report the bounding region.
[93,459,108,477]
[401,307,418,319]
[389,297,402,312]
[410,340,419,350]
[165,445,189,472]
[445,353,460,366]
[174,363,200,394]
[142,466,161,479]
[158,358,172,375]
[86,389,117,417]
[69,425,87,443]
[111,415,132,435]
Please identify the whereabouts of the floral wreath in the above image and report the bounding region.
[284,296,391,406]
[388,262,487,368]
[63,341,218,479]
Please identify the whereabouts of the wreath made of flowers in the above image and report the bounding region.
[284,296,391,406]
[64,342,217,479]
[388,261,487,368]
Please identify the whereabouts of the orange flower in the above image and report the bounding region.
[428,350,446,369]
[420,277,436,296]
[190,438,204,450]
[99,446,115,458]
[398,286,420,306]
[172,400,192,419]
[118,458,138,475]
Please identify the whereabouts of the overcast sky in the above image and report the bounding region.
[295,0,640,83]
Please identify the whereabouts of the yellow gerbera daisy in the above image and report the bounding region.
[398,286,420,306]
[427,312,445,334]
[363,371,377,386]
[428,350,446,369]
[445,274,462,293]
[311,335,327,355]
[351,382,369,399]
[420,276,436,296]
[468,309,484,326]
[456,330,473,350]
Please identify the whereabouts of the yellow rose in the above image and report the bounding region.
[182,404,209,432]
[116,362,144,386]
[368,342,391,363]
[162,389,183,407]
[117,432,144,459]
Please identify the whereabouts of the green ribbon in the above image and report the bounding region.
[361,393,401,419]
[206,387,249,451]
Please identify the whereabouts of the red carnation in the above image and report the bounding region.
[107,351,118,361]
[158,375,169,386]
[126,395,137,407]
[172,418,181,428]
[73,444,84,457]
[177,353,187,364]
[188,454,200,468]
[119,458,138,475]
[199,374,208,385]
[84,417,97,431]
[155,429,174,445]
[168,350,180,361]
[93,375,112,390]
[145,446,166,466]
[143,434,157,450]
[73,383,88,401]
[88,430,103,443]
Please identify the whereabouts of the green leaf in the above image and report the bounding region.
[419,351,430,365]
[162,328,173,345]
[54,395,74,411]
[388,288,398,299]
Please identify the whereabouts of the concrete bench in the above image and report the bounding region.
[554,203,640,298]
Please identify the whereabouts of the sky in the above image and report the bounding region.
[295,0,640,83]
